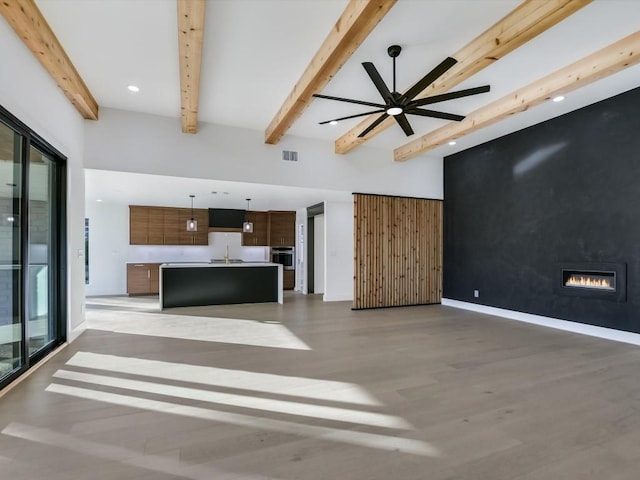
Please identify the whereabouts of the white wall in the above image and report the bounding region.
[84,108,444,200]
[0,20,87,340]
[85,202,128,296]
[323,201,354,302]
[85,202,270,295]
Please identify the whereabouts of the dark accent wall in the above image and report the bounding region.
[443,86,640,334]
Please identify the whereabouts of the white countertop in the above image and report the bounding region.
[160,262,281,269]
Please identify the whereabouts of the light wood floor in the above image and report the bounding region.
[1,293,640,479]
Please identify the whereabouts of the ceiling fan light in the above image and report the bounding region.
[387,106,403,116]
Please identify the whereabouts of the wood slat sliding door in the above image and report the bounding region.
[353,194,442,309]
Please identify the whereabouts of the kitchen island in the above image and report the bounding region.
[160,262,283,309]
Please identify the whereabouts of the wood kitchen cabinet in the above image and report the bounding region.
[127,263,161,295]
[129,205,209,245]
[147,207,164,244]
[129,206,149,244]
[283,270,295,290]
[178,208,209,245]
[163,208,181,245]
[268,211,296,246]
[242,211,269,246]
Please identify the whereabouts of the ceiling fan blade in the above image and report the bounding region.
[313,93,386,109]
[404,57,457,101]
[362,62,393,102]
[410,85,491,107]
[406,108,465,122]
[394,113,414,136]
[358,112,389,138]
[319,109,386,125]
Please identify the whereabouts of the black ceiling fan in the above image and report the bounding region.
[313,45,490,137]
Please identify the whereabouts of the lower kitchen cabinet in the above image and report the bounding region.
[127,263,161,295]
[283,270,295,290]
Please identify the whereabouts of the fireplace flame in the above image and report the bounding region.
[565,275,613,290]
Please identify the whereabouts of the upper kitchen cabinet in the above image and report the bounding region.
[194,209,209,244]
[147,207,164,244]
[129,205,209,245]
[129,206,164,244]
[268,211,296,246]
[129,206,149,244]
[242,211,269,246]
[163,208,181,245]
[178,208,208,245]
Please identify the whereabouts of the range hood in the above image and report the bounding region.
[208,208,246,230]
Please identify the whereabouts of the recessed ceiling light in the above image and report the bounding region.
[127,85,140,93]
[96,199,103,202]
[329,120,338,126]
[448,141,457,146]
[552,95,565,102]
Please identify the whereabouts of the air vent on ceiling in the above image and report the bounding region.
[282,150,298,162]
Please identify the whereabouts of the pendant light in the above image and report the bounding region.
[243,198,253,233]
[186,194,198,232]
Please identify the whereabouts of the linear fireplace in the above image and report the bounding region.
[555,263,626,302]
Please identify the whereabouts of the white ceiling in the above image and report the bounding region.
[33,0,640,202]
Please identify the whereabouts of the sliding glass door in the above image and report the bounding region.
[28,146,58,355]
[0,107,66,389]
[0,121,23,379]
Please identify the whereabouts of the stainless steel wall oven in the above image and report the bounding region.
[271,247,294,270]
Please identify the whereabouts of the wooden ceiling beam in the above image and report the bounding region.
[394,31,640,162]
[335,0,593,154]
[0,0,98,120]
[177,0,206,134]
[264,0,397,145]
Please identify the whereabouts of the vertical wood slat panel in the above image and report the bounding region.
[353,193,443,309]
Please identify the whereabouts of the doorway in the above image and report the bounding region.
[306,202,324,294]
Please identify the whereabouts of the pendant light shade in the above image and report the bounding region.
[186,194,198,232]
[243,198,253,233]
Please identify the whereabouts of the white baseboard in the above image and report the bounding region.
[441,298,640,346]
[68,321,87,343]
[323,294,353,302]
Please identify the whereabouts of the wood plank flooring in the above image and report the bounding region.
[1,293,640,479]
